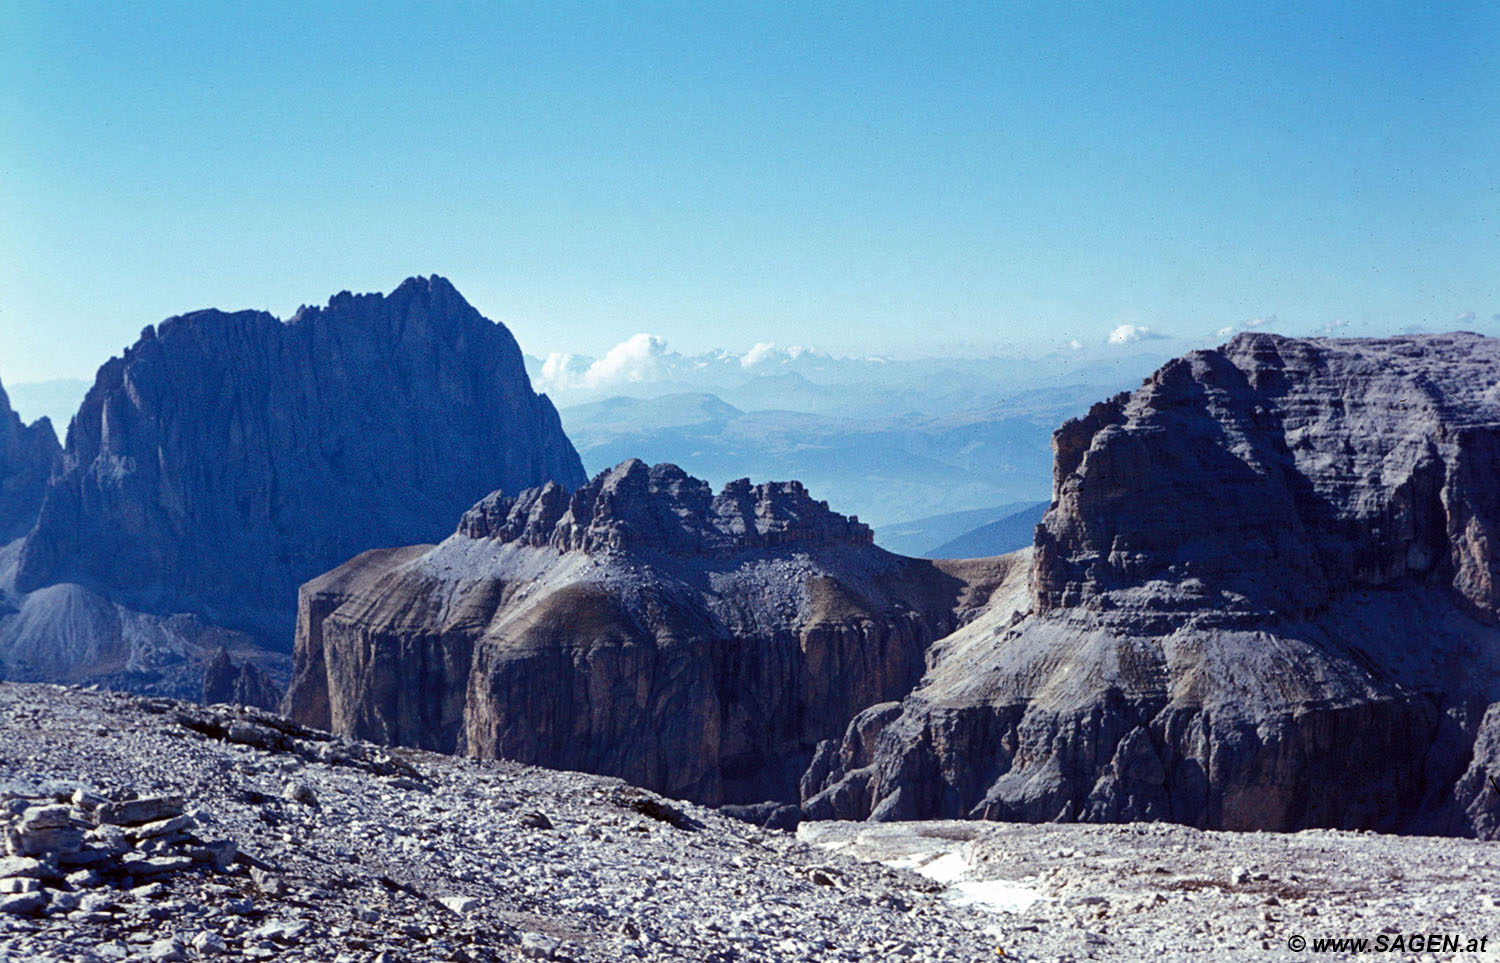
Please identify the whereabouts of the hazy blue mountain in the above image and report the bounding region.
[872,503,1038,557]
[529,345,1177,418]
[0,377,60,543]
[546,346,1167,528]
[16,276,586,645]
[926,501,1050,558]
[561,392,1073,527]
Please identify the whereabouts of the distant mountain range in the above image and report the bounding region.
[539,342,1169,538]
[925,501,1050,558]
[558,384,1133,533]
[9,280,1500,843]
[528,343,1175,420]
[872,503,1042,557]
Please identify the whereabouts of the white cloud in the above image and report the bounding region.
[741,341,783,368]
[1319,319,1350,334]
[537,333,669,392]
[1215,325,1236,338]
[739,342,816,368]
[1068,339,1084,351]
[1107,323,1161,345]
[539,352,590,388]
[591,333,668,384]
[1457,311,1477,324]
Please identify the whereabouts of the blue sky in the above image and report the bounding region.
[3,2,1497,382]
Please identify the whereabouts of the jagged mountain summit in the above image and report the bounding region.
[284,459,1007,806]
[1,276,585,697]
[0,377,59,544]
[804,331,1500,837]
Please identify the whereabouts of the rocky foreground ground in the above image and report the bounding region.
[0,682,1496,962]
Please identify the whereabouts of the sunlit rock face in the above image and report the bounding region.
[284,459,1006,806]
[14,275,586,646]
[1032,332,1500,622]
[803,333,1500,838]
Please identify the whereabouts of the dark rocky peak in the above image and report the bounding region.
[287,275,501,351]
[200,646,281,711]
[0,375,61,543]
[1033,331,1500,621]
[458,482,572,545]
[458,459,874,556]
[15,276,586,643]
[799,333,1500,835]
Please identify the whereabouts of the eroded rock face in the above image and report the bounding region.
[13,276,585,645]
[0,378,59,544]
[200,647,281,711]
[804,333,1500,837]
[285,460,1003,805]
[1033,332,1500,621]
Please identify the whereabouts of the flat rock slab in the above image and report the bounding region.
[95,797,184,827]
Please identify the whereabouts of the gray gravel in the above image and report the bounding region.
[2,681,1494,962]
[802,819,1500,961]
[0,683,1002,962]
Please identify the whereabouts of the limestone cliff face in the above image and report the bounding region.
[0,378,59,544]
[14,276,586,646]
[804,333,1500,837]
[284,460,1002,805]
[1032,333,1500,621]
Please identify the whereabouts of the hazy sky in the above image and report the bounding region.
[3,2,1498,382]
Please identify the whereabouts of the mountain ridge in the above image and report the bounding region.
[802,331,1500,838]
[1,276,585,700]
[0,377,59,544]
[283,460,1008,805]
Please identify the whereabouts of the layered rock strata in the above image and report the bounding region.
[15,275,586,646]
[804,332,1500,837]
[0,787,238,921]
[284,460,1004,805]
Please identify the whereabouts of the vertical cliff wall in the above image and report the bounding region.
[803,333,1500,838]
[13,276,586,646]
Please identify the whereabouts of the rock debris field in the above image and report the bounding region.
[1,682,1497,963]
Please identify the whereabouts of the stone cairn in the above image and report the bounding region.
[0,790,236,917]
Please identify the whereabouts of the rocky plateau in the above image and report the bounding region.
[804,332,1500,838]
[4,681,1497,963]
[284,458,1010,807]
